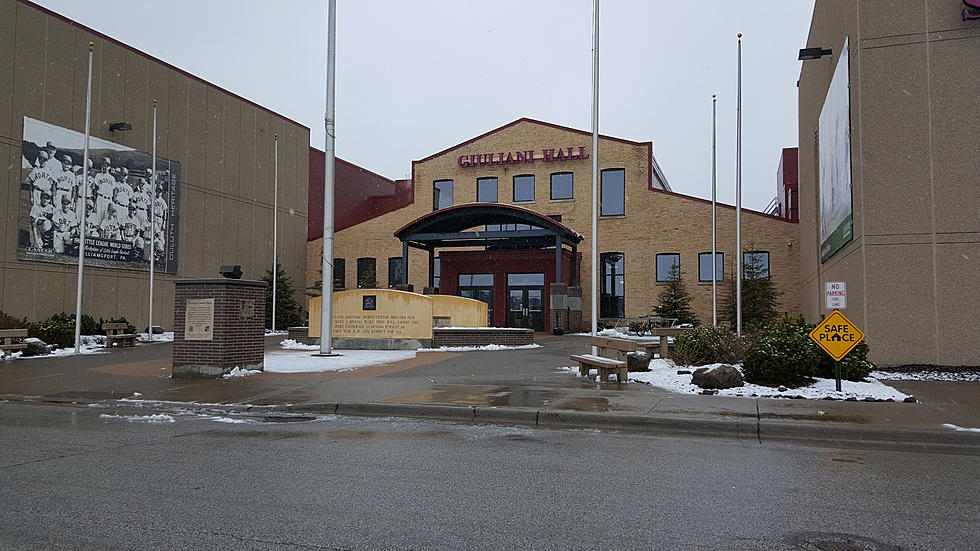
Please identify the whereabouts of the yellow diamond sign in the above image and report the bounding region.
[808,310,865,361]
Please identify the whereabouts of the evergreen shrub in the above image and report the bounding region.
[672,325,745,366]
[741,322,819,386]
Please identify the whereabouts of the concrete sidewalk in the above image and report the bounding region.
[1,333,978,453]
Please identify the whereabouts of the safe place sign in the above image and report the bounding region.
[808,310,865,361]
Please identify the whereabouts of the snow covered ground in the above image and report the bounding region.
[265,330,289,336]
[264,349,417,374]
[2,336,108,361]
[99,413,175,424]
[138,332,175,343]
[418,344,541,352]
[562,359,910,401]
[872,370,980,382]
[568,328,675,343]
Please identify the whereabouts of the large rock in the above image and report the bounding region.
[691,364,744,389]
[626,351,651,372]
[22,338,52,357]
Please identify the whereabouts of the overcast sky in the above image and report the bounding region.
[34,0,815,211]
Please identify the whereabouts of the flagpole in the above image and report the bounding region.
[148,99,157,342]
[318,0,336,355]
[272,133,278,333]
[73,41,94,354]
[736,33,743,337]
[711,94,718,327]
[590,0,599,352]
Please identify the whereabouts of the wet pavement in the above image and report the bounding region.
[1,333,979,449]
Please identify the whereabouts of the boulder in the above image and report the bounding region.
[22,337,52,357]
[626,351,651,372]
[691,364,744,389]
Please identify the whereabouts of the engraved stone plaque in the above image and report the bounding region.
[239,299,255,319]
[185,298,214,341]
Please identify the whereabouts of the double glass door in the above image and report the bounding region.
[507,273,545,331]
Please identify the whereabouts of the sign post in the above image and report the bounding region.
[808,310,865,392]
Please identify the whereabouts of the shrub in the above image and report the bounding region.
[0,310,29,330]
[31,313,76,348]
[672,325,745,366]
[741,322,819,386]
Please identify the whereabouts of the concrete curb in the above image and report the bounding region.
[279,400,980,453]
[3,394,979,453]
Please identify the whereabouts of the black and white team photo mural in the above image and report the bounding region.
[18,117,181,273]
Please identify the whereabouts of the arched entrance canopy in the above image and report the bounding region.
[393,203,583,290]
[394,203,583,250]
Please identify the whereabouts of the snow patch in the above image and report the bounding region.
[265,330,289,336]
[279,339,320,350]
[943,424,980,433]
[99,413,175,424]
[222,367,261,379]
[263,349,416,374]
[138,332,175,343]
[417,344,541,352]
[872,371,980,382]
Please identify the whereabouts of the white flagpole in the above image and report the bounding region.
[272,133,278,333]
[711,94,718,327]
[319,0,336,355]
[736,33,743,336]
[73,41,94,354]
[590,0,599,352]
[148,99,157,342]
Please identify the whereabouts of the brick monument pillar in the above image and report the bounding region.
[172,279,267,378]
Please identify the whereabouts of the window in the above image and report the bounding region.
[698,253,724,282]
[477,177,498,203]
[433,180,453,211]
[458,274,494,287]
[486,223,533,232]
[600,253,625,318]
[656,253,680,282]
[507,273,545,286]
[388,257,405,287]
[743,251,770,279]
[512,175,535,202]
[333,258,345,289]
[432,257,440,291]
[547,214,562,222]
[550,172,573,200]
[600,168,625,216]
[356,257,376,288]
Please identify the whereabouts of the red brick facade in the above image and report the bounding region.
[172,279,267,377]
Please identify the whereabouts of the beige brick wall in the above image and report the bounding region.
[310,119,799,327]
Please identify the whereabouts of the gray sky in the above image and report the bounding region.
[34,0,815,211]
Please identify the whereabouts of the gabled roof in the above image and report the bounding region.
[412,117,653,166]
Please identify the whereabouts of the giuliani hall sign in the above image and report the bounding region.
[457,146,589,168]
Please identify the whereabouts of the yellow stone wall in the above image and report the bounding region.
[430,295,488,328]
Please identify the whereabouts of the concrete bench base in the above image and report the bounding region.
[106,334,137,348]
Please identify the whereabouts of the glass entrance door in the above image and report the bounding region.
[458,273,494,325]
[507,273,545,331]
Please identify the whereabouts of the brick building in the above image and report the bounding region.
[308,118,800,332]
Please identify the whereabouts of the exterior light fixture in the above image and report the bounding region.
[218,265,243,279]
[109,122,133,132]
[798,47,832,61]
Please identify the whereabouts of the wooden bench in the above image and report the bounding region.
[591,336,638,361]
[570,353,628,382]
[103,322,137,348]
[633,328,688,359]
[0,329,29,358]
